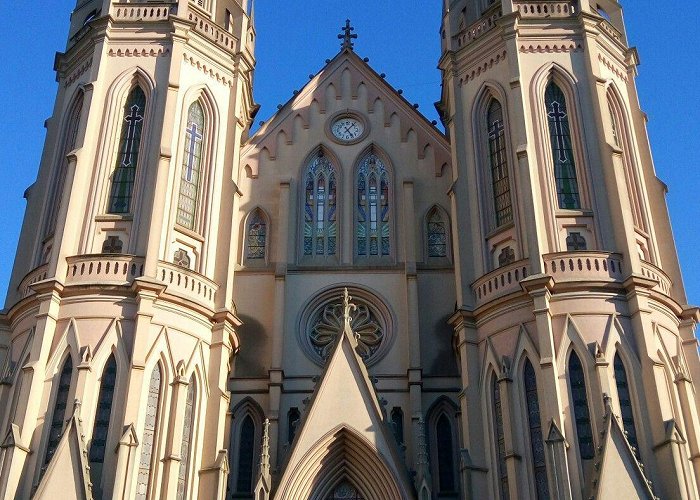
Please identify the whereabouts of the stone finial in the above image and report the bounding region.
[342,287,357,336]
[415,417,432,499]
[338,19,358,51]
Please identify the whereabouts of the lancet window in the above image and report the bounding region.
[426,207,448,259]
[303,153,337,257]
[391,407,404,446]
[44,356,73,467]
[136,364,162,500]
[614,353,639,451]
[246,208,268,261]
[89,355,117,466]
[177,101,206,230]
[523,360,549,499]
[568,352,594,460]
[176,377,197,500]
[436,413,456,494]
[356,153,390,258]
[492,378,509,500]
[108,86,146,214]
[236,415,256,494]
[545,82,581,210]
[486,99,513,227]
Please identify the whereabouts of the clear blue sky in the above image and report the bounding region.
[0,1,698,305]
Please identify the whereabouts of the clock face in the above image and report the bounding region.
[331,117,364,142]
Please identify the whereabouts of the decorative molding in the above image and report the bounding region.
[598,53,629,82]
[519,42,582,54]
[183,52,234,87]
[107,47,170,58]
[64,59,92,87]
[459,51,507,85]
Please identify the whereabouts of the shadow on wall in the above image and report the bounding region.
[232,314,270,377]
[428,313,459,376]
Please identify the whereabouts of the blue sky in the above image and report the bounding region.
[0,1,698,305]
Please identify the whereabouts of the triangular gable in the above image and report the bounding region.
[244,48,450,177]
[33,412,93,500]
[275,318,414,499]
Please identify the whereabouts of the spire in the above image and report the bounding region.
[254,418,271,500]
[338,19,358,51]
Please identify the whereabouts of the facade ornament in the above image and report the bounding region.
[254,419,271,500]
[342,287,357,336]
[338,19,358,51]
[414,417,432,500]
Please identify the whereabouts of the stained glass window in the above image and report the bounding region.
[45,95,83,237]
[303,154,337,257]
[427,208,447,258]
[487,99,513,227]
[177,377,197,500]
[247,209,267,260]
[357,154,390,257]
[109,86,146,214]
[177,102,205,230]
[391,407,404,446]
[44,356,73,467]
[566,232,587,251]
[545,82,581,210]
[287,408,300,444]
[569,352,594,460]
[136,364,162,500]
[236,415,256,493]
[524,360,549,500]
[614,354,639,452]
[436,414,455,493]
[493,378,510,500]
[89,355,117,465]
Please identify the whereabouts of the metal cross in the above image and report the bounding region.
[489,119,504,141]
[121,104,143,167]
[338,19,357,50]
[184,122,203,182]
[547,100,569,162]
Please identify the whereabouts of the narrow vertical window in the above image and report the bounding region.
[177,102,205,230]
[89,355,117,467]
[136,365,162,500]
[357,153,390,257]
[287,408,300,444]
[545,82,581,210]
[427,208,448,258]
[568,352,594,460]
[109,86,146,214]
[614,354,639,451]
[493,378,510,500]
[236,415,256,494]
[436,414,455,494]
[524,360,549,500]
[391,407,404,446]
[177,377,197,500]
[486,99,513,227]
[303,154,337,257]
[246,209,267,260]
[44,356,73,467]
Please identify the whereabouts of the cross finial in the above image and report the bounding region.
[342,287,357,334]
[338,19,358,50]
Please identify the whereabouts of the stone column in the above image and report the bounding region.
[497,363,523,500]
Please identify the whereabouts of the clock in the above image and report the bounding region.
[331,116,365,142]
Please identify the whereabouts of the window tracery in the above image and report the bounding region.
[246,209,268,261]
[356,153,390,258]
[524,360,549,500]
[327,482,364,499]
[136,364,162,500]
[568,352,594,460]
[486,99,513,227]
[177,101,205,230]
[492,378,509,500]
[427,208,448,258]
[304,154,337,258]
[176,376,197,500]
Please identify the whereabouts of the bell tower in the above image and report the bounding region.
[441,0,700,499]
[0,0,255,498]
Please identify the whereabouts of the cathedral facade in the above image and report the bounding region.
[1,0,698,499]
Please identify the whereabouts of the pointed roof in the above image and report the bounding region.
[275,291,414,499]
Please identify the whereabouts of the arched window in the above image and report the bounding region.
[287,407,300,444]
[303,153,337,258]
[246,208,268,261]
[391,407,404,446]
[89,355,117,467]
[568,352,594,460]
[108,86,146,214]
[486,99,513,227]
[426,207,448,259]
[136,364,162,500]
[177,376,197,500]
[435,413,456,494]
[236,414,256,494]
[523,360,549,499]
[356,153,390,258]
[545,82,580,210]
[177,101,206,230]
[44,355,73,467]
[614,353,639,451]
[492,378,509,500]
[45,93,83,239]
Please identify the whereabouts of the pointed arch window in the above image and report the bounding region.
[177,376,197,500]
[109,86,146,214]
[356,153,390,257]
[246,208,268,261]
[486,99,513,227]
[614,353,639,451]
[177,101,206,230]
[236,414,256,494]
[44,356,73,467]
[545,82,581,210]
[436,413,456,494]
[492,378,510,500]
[303,153,337,257]
[426,207,448,259]
[89,355,117,467]
[391,407,404,446]
[524,360,549,499]
[136,364,162,500]
[568,352,594,460]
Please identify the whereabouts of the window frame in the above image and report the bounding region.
[243,207,271,266]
